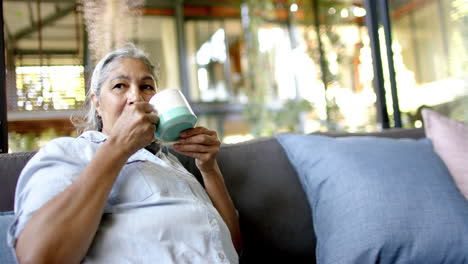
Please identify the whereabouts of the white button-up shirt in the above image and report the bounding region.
[8,131,238,264]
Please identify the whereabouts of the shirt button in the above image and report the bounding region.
[218,252,225,260]
[210,219,217,227]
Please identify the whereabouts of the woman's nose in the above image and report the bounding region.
[127,85,144,103]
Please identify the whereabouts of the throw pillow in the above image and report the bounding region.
[0,211,16,264]
[422,108,468,199]
[276,134,468,264]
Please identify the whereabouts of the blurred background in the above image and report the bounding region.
[0,0,467,152]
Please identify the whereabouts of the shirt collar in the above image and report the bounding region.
[77,130,161,163]
[78,130,108,143]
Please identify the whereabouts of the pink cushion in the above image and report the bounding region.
[422,108,468,199]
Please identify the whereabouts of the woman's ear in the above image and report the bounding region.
[91,93,101,117]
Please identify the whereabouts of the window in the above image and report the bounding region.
[16,65,85,111]
[186,19,243,103]
[390,0,468,125]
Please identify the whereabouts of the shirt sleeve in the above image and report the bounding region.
[7,137,87,251]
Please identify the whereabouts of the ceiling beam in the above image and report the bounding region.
[8,119,75,134]
[14,49,78,55]
[3,21,13,40]
[143,0,242,8]
[144,0,176,9]
[12,4,76,42]
[184,5,241,19]
[4,0,74,2]
[183,0,242,7]
[27,1,35,28]
[391,0,436,19]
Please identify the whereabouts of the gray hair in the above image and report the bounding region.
[72,43,159,133]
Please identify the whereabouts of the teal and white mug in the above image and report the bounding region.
[149,89,197,142]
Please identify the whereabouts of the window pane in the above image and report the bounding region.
[186,19,242,102]
[292,1,377,132]
[390,0,468,126]
[136,16,180,91]
[4,0,85,152]
[16,66,85,111]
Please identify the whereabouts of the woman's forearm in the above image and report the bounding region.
[201,162,242,253]
[16,138,129,264]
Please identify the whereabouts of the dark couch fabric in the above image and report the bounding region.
[171,136,317,263]
[0,128,425,263]
[199,137,316,263]
[0,151,36,212]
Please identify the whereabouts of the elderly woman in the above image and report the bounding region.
[8,44,241,263]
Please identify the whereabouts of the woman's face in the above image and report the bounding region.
[92,57,157,134]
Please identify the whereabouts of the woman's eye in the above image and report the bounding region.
[113,83,125,89]
[141,85,155,90]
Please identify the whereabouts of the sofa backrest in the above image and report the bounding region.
[0,128,425,264]
[174,128,426,263]
[0,151,36,212]
[217,137,317,262]
[165,135,317,263]
[0,138,316,263]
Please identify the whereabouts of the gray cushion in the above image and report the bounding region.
[277,134,468,263]
[312,127,425,139]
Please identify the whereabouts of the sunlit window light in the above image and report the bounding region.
[197,68,209,91]
[196,29,226,66]
[258,27,284,53]
[414,120,423,128]
[196,42,212,65]
[16,65,85,111]
[25,101,32,111]
[328,52,339,75]
[340,8,349,18]
[352,6,366,17]
[290,3,298,13]
[211,29,226,62]
[223,134,254,144]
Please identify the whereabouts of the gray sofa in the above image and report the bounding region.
[0,128,425,264]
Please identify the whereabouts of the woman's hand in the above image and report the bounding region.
[173,127,242,252]
[107,102,158,157]
[172,127,221,173]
